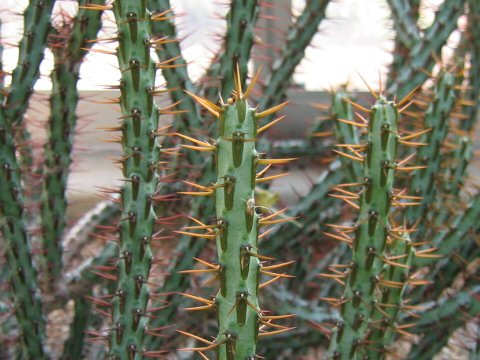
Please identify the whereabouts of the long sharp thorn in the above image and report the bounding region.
[356,71,378,98]
[258,327,296,337]
[256,101,289,119]
[174,231,215,239]
[243,67,262,99]
[397,85,420,107]
[185,90,222,117]
[179,293,214,305]
[176,330,213,345]
[257,158,297,165]
[344,98,371,113]
[258,115,286,134]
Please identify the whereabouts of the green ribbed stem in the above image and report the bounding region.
[367,233,414,359]
[213,96,261,359]
[5,0,55,123]
[0,112,46,358]
[331,90,362,181]
[387,0,420,47]
[327,97,399,359]
[40,0,105,291]
[434,136,472,227]
[406,71,458,237]
[110,1,159,357]
[0,0,56,356]
[204,0,259,100]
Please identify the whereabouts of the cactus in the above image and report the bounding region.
[367,232,414,359]
[414,193,480,268]
[177,69,294,359]
[203,1,259,100]
[0,0,57,357]
[0,114,47,359]
[387,0,420,48]
[326,95,406,359]
[0,0,479,358]
[4,0,55,124]
[40,0,105,291]
[405,70,459,238]
[108,0,160,357]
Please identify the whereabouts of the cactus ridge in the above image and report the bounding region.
[414,192,480,268]
[0,0,57,356]
[213,80,261,360]
[40,0,106,291]
[203,1,259,101]
[460,0,480,132]
[0,112,46,358]
[367,232,414,359]
[405,71,458,236]
[177,68,294,359]
[327,96,402,359]
[4,0,55,124]
[109,0,161,357]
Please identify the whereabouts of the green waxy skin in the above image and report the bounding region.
[0,1,57,356]
[214,97,260,360]
[367,233,414,359]
[327,97,399,359]
[0,112,46,359]
[4,0,55,124]
[204,1,259,100]
[110,1,159,357]
[331,91,362,182]
[259,0,329,118]
[40,0,105,291]
[388,0,466,98]
[406,71,458,237]
[0,2,58,357]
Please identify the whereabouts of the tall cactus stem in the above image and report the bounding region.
[327,96,400,359]
[39,0,105,292]
[109,0,160,357]
[405,71,458,237]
